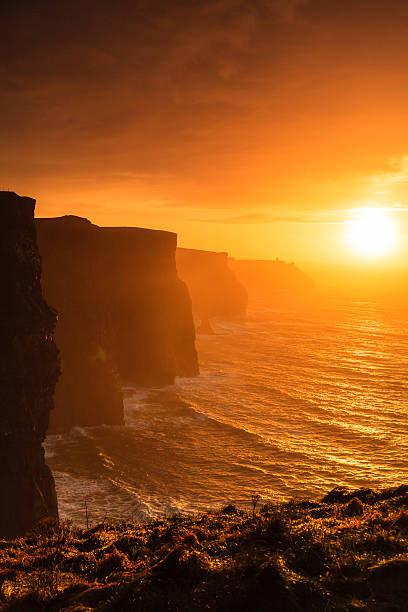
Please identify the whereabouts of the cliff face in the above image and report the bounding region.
[230,259,314,302]
[37,217,198,431]
[0,192,59,538]
[101,228,199,385]
[176,248,247,320]
[36,217,124,431]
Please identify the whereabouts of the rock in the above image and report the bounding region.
[37,216,198,430]
[221,504,240,515]
[379,484,408,500]
[344,498,364,517]
[197,315,214,334]
[0,191,60,538]
[176,248,247,319]
[322,487,350,503]
[349,488,377,503]
[322,487,377,504]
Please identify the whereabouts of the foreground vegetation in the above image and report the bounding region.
[2,486,408,611]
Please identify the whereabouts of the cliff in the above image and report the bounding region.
[230,258,314,302]
[36,217,123,431]
[37,217,198,431]
[100,227,198,385]
[176,248,247,321]
[0,191,59,538]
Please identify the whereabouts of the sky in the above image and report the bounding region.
[2,0,408,266]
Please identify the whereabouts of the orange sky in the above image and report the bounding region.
[2,0,408,267]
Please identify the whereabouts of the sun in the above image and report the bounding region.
[346,208,397,258]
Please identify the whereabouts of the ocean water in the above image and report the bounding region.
[45,296,408,526]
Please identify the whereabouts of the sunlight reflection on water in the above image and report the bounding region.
[46,297,408,525]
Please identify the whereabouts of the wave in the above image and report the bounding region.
[45,297,408,525]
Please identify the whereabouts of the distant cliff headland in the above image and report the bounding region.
[37,216,199,432]
[0,192,60,538]
[176,248,248,324]
[231,258,314,303]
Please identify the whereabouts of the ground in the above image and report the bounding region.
[2,486,408,611]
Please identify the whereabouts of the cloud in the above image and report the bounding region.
[3,0,408,222]
[192,211,345,224]
[193,203,408,224]
[369,156,408,186]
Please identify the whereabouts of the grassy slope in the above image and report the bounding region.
[2,486,408,611]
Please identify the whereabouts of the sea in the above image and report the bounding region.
[45,294,408,527]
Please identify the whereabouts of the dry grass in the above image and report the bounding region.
[1,486,408,610]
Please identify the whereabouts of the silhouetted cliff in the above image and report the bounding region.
[0,192,59,538]
[2,485,408,610]
[231,258,314,302]
[101,227,198,385]
[36,217,123,431]
[37,217,198,431]
[176,248,247,321]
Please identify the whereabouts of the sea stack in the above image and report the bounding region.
[37,217,199,431]
[0,192,60,538]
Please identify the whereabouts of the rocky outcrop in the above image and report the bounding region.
[176,248,247,322]
[230,258,314,302]
[37,217,198,431]
[197,316,214,335]
[0,192,59,538]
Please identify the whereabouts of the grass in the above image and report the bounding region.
[2,486,408,610]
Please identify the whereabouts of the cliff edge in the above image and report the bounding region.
[37,217,198,431]
[0,192,60,538]
[1,485,408,610]
[176,248,247,321]
[231,258,314,303]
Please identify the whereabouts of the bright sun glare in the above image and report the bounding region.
[346,208,397,258]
